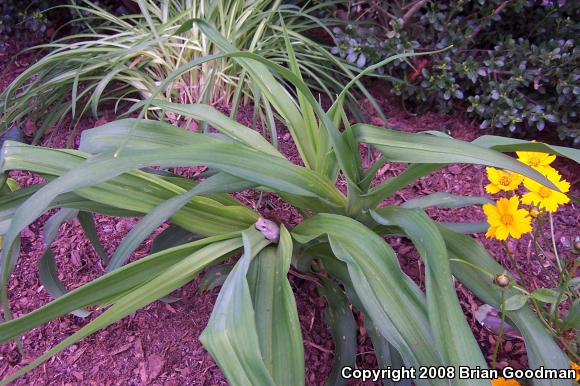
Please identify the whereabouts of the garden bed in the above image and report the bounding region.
[0,37,578,386]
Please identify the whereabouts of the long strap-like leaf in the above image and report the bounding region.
[39,208,91,318]
[0,138,344,323]
[292,214,448,385]
[142,100,284,158]
[316,276,356,386]
[354,124,557,190]
[1,233,250,385]
[200,230,275,386]
[439,227,572,386]
[107,172,254,271]
[0,232,241,343]
[371,207,488,384]
[248,227,304,385]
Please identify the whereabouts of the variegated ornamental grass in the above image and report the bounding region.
[0,20,579,386]
[0,0,379,144]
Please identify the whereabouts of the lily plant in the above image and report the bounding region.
[0,20,578,386]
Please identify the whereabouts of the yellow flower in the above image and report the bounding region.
[483,196,532,240]
[571,362,580,381]
[521,168,570,213]
[491,377,520,386]
[516,149,556,174]
[486,167,524,193]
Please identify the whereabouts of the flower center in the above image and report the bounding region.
[500,214,513,225]
[528,156,540,167]
[499,175,511,186]
[539,187,551,198]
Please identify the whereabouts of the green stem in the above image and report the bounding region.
[560,339,580,362]
[531,218,556,286]
[551,259,580,329]
[548,212,564,275]
[504,240,529,289]
[491,288,506,369]
[504,241,553,330]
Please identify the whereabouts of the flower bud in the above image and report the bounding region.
[529,206,540,219]
[495,274,510,288]
[574,239,580,253]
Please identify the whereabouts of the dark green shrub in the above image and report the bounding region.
[0,0,124,51]
[0,1,51,44]
[329,1,579,144]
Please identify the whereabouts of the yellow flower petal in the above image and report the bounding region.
[517,150,556,168]
[509,227,522,239]
[496,197,510,214]
[522,168,570,212]
[508,196,519,212]
[492,377,521,386]
[571,362,580,381]
[483,203,499,217]
[486,226,497,239]
[485,167,523,192]
[513,220,532,236]
[495,225,509,240]
[486,183,501,194]
[521,191,536,206]
[484,197,532,240]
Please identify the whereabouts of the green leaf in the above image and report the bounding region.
[0,138,343,318]
[401,193,492,209]
[144,100,283,158]
[150,225,201,254]
[77,211,109,263]
[178,20,317,170]
[0,232,240,343]
[0,235,19,321]
[39,208,90,318]
[90,65,125,119]
[198,263,233,292]
[438,221,489,234]
[504,294,529,311]
[191,20,359,183]
[439,226,572,386]
[279,20,325,172]
[200,229,275,386]
[1,233,247,385]
[317,277,356,386]
[292,214,449,382]
[472,136,580,164]
[247,227,304,386]
[107,172,254,271]
[371,207,487,380]
[529,288,561,304]
[1,141,258,235]
[71,122,345,207]
[364,164,441,208]
[31,139,344,206]
[79,118,218,153]
[0,183,141,235]
[365,317,411,386]
[354,124,558,191]
[309,245,408,386]
[561,299,579,330]
[366,133,579,211]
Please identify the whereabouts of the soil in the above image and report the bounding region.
[0,37,578,386]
